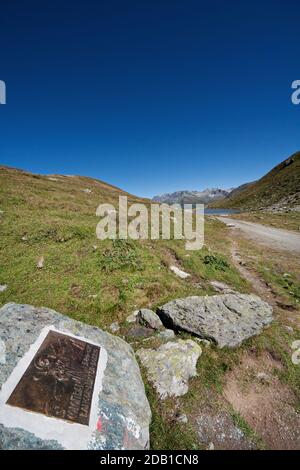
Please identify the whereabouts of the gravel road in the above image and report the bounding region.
[217,217,300,253]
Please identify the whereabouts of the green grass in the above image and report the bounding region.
[98,239,145,273]
[143,379,201,450]
[0,169,249,329]
[259,267,300,304]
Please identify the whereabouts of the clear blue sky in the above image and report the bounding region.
[0,0,299,197]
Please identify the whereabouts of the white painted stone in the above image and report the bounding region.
[0,285,7,293]
[170,265,190,279]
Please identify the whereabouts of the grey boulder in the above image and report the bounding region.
[0,303,151,450]
[137,339,202,398]
[157,294,273,348]
[137,308,163,330]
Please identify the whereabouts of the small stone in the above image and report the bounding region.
[209,280,235,294]
[158,329,175,340]
[37,256,44,269]
[207,442,215,450]
[92,245,97,251]
[170,266,190,279]
[126,310,139,323]
[0,285,8,293]
[82,188,92,194]
[21,236,27,241]
[257,372,271,384]
[176,413,188,424]
[109,322,120,333]
[127,326,154,338]
[137,309,164,330]
[194,338,211,347]
[88,294,98,299]
[0,339,6,364]
[284,325,294,333]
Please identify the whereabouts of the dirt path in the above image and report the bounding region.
[217,217,300,253]
[230,239,278,306]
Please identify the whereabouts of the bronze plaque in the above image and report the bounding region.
[7,330,100,426]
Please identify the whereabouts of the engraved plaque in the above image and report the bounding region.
[6,330,100,426]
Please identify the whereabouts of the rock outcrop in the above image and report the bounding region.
[0,303,151,450]
[157,294,273,348]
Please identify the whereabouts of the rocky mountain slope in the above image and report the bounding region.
[153,188,230,205]
[211,151,300,211]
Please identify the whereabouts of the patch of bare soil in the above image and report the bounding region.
[223,352,300,449]
[195,406,255,450]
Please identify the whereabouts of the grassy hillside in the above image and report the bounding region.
[211,151,300,210]
[0,165,247,328]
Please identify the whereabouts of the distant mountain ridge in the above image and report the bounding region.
[152,188,231,205]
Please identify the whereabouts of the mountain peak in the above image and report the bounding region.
[152,188,231,205]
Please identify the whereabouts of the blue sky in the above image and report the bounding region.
[0,0,299,197]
